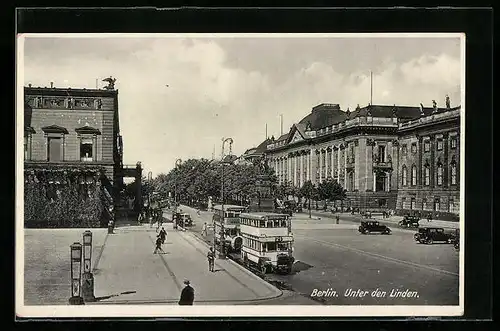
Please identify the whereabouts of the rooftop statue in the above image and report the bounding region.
[419,103,425,116]
[445,95,451,109]
[102,76,117,90]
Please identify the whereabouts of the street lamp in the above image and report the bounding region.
[218,137,233,259]
[81,231,95,302]
[69,242,84,305]
[173,159,182,226]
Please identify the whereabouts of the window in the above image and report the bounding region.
[434,198,440,211]
[437,139,443,151]
[378,145,386,162]
[448,199,454,212]
[411,143,417,154]
[277,243,289,251]
[80,138,93,162]
[422,198,427,210]
[451,163,457,185]
[402,144,407,155]
[411,165,417,186]
[259,220,265,228]
[424,166,430,186]
[411,198,416,210]
[267,242,277,251]
[437,164,443,185]
[424,140,430,152]
[401,197,406,209]
[451,137,457,149]
[48,137,62,162]
[402,166,408,186]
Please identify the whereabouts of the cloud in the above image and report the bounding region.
[22,37,462,176]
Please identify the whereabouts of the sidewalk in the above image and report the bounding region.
[92,223,281,304]
[296,209,459,230]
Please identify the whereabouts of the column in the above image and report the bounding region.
[331,145,335,178]
[344,145,348,186]
[417,135,423,187]
[443,133,449,187]
[287,155,291,183]
[293,153,298,186]
[299,151,304,186]
[373,171,376,191]
[319,149,323,183]
[337,146,341,180]
[309,148,314,182]
[430,135,435,188]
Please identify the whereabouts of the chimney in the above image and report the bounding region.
[50,82,54,88]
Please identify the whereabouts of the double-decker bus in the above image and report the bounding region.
[212,204,247,253]
[238,212,294,274]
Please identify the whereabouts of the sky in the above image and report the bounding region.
[21,34,462,177]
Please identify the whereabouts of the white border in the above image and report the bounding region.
[16,33,465,318]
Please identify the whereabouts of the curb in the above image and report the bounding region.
[186,231,283,297]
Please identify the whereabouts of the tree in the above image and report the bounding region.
[300,180,317,218]
[318,179,347,211]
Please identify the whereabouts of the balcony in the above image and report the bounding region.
[373,160,392,170]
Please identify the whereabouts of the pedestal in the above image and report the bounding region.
[81,272,96,302]
[68,296,85,305]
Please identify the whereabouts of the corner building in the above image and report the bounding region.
[264,103,460,220]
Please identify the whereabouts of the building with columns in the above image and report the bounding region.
[261,101,461,219]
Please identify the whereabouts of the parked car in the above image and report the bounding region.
[358,221,391,235]
[414,227,453,244]
[398,215,420,228]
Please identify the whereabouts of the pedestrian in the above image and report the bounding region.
[153,235,164,254]
[178,280,194,305]
[336,215,340,224]
[207,247,215,272]
[202,222,207,237]
[159,226,167,244]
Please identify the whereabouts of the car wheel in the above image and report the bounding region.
[427,238,433,245]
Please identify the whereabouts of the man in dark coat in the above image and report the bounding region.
[178,280,194,305]
[159,227,167,244]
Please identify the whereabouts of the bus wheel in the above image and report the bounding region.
[260,264,267,275]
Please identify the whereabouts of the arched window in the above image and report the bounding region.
[437,163,443,185]
[451,162,457,185]
[424,166,430,186]
[411,165,417,186]
[402,166,408,186]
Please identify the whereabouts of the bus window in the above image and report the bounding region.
[281,220,287,227]
[277,243,288,251]
[260,220,266,227]
[267,221,272,228]
[267,242,277,252]
[262,243,267,252]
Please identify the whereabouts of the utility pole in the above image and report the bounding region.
[280,114,283,136]
[219,137,233,259]
[370,71,373,106]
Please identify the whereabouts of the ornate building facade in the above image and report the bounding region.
[262,101,461,219]
[23,83,142,210]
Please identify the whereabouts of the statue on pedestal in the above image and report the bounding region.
[102,76,117,90]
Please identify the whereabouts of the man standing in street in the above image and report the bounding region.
[207,247,215,272]
[178,280,194,305]
[153,235,164,254]
[159,227,167,244]
[202,222,207,237]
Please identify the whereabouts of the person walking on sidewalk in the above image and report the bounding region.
[207,247,215,272]
[178,280,194,305]
[159,227,167,244]
[153,235,164,254]
[202,222,207,237]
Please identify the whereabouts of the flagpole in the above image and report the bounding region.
[370,71,373,105]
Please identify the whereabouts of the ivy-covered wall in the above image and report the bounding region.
[24,166,113,228]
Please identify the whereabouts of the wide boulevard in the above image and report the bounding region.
[182,205,459,306]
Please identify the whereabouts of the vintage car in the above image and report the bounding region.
[398,215,420,228]
[414,227,453,244]
[173,212,193,227]
[358,221,391,235]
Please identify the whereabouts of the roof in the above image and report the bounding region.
[25,86,117,97]
[298,103,348,130]
[255,138,273,153]
[212,204,246,211]
[350,104,460,123]
[239,212,288,219]
[276,133,289,142]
